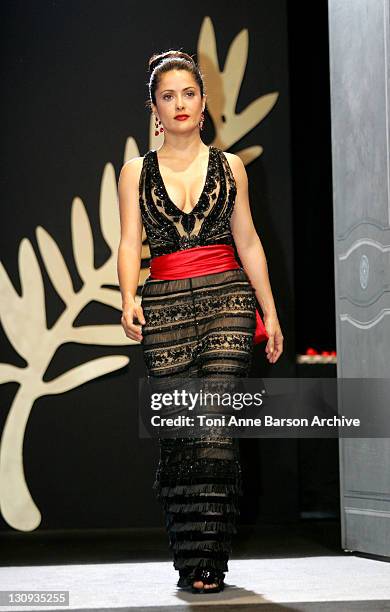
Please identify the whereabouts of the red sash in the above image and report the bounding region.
[149,244,268,345]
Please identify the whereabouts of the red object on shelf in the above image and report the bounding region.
[306,347,318,355]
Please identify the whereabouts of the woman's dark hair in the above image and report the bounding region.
[146,49,205,110]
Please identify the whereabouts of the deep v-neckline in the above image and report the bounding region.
[154,146,212,216]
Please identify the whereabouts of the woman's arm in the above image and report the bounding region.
[227,152,283,363]
[117,157,146,342]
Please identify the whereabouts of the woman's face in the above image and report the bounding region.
[152,69,205,133]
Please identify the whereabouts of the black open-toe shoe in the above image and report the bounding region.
[177,569,193,589]
[191,568,225,594]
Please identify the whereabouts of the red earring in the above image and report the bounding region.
[155,115,164,135]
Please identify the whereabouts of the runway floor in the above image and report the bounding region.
[1,521,389,611]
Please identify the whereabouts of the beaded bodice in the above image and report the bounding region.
[138,145,237,258]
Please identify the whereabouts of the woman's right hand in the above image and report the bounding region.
[121,302,146,342]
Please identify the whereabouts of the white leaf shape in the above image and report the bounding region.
[36,226,74,304]
[0,239,47,361]
[0,260,28,360]
[43,355,129,395]
[0,363,23,384]
[19,238,47,338]
[236,146,263,166]
[124,136,140,165]
[69,324,137,345]
[100,162,121,257]
[237,93,279,135]
[72,196,94,281]
[223,27,248,104]
[98,287,122,309]
[197,16,279,151]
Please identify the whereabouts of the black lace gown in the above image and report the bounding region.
[139,145,257,582]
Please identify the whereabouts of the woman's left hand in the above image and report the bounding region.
[264,314,284,363]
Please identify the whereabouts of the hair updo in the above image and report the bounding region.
[146,49,205,110]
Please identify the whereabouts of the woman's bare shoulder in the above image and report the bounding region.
[222,150,243,166]
[221,151,246,182]
[118,155,146,185]
[120,155,145,173]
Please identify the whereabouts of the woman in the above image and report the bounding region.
[117,49,283,594]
